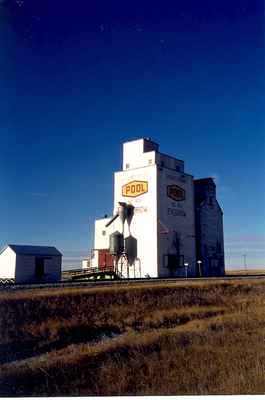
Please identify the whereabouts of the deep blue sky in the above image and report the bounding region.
[0,0,264,269]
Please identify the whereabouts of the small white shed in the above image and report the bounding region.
[0,244,62,284]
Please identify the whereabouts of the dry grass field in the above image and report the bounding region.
[226,269,265,275]
[1,278,265,395]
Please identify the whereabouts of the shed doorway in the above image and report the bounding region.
[35,257,45,278]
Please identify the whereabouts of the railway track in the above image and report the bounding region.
[0,279,15,285]
[1,274,265,292]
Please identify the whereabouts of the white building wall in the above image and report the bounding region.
[157,168,196,277]
[114,165,158,277]
[0,247,16,279]
[123,150,156,171]
[91,217,115,269]
[82,259,90,269]
[123,138,158,171]
[90,251,99,269]
[94,218,113,249]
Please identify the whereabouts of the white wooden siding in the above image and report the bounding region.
[0,247,16,279]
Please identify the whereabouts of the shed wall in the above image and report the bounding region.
[15,254,61,283]
[0,247,16,279]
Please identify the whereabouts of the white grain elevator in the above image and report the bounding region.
[91,138,225,278]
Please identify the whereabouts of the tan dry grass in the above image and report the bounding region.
[227,269,265,275]
[1,278,265,395]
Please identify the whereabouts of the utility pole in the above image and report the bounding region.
[243,254,247,271]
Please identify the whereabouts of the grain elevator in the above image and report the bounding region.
[90,138,225,278]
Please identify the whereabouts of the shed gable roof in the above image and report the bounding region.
[5,245,62,256]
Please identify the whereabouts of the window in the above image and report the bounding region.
[178,255,184,267]
[148,159,152,164]
[210,259,219,268]
[125,163,130,169]
[216,242,222,253]
[102,230,106,236]
[164,254,184,269]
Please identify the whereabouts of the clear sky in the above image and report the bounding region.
[0,0,264,270]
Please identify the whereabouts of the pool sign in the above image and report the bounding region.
[122,181,148,197]
[167,185,185,201]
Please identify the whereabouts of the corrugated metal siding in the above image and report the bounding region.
[98,249,114,269]
[196,199,225,276]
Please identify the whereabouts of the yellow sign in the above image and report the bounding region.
[167,185,185,201]
[122,180,148,197]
